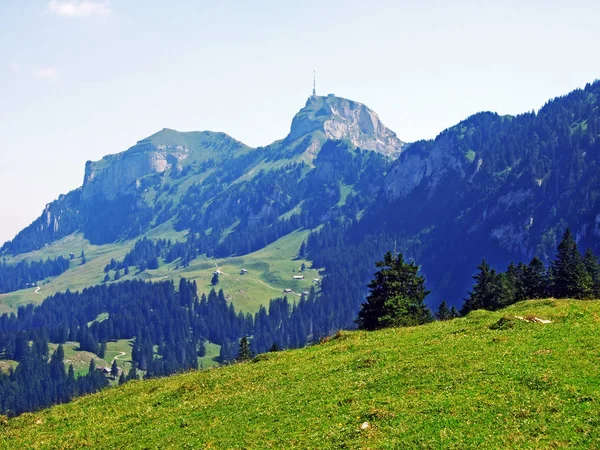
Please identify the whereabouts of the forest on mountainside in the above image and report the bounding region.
[312,80,600,311]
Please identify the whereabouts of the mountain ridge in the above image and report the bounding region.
[2,81,600,317]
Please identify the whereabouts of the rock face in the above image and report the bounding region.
[288,95,406,157]
[82,129,246,203]
[384,136,467,201]
[82,142,188,202]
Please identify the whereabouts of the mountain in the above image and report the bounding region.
[311,80,600,312]
[2,299,599,448]
[0,94,398,318]
[2,81,600,317]
[2,94,400,255]
[288,94,405,156]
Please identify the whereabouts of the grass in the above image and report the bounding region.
[0,227,319,315]
[2,299,600,448]
[337,182,354,207]
[47,342,112,378]
[465,149,476,163]
[152,229,321,313]
[0,359,17,374]
[198,342,221,369]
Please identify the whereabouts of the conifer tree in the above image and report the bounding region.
[237,336,252,362]
[111,360,119,378]
[506,262,527,303]
[524,256,549,299]
[126,363,138,381]
[298,241,306,258]
[211,272,219,286]
[269,343,280,352]
[583,248,600,298]
[550,228,591,299]
[88,358,96,374]
[435,300,452,321]
[461,260,512,315]
[356,251,431,330]
[449,306,460,319]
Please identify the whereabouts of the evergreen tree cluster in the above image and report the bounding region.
[0,256,70,294]
[307,80,600,312]
[461,229,600,315]
[0,340,107,417]
[0,277,355,416]
[356,251,432,330]
[104,237,171,275]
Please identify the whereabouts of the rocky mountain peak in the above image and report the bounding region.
[288,94,406,157]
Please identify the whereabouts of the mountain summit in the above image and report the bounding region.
[288,94,406,157]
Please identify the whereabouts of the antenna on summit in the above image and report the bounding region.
[312,69,316,97]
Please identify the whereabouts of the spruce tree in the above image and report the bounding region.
[356,251,431,330]
[126,363,138,381]
[211,272,219,286]
[550,228,591,299]
[461,260,512,315]
[524,256,549,299]
[88,358,96,375]
[238,336,252,362]
[269,343,280,352]
[506,262,526,303]
[111,360,119,378]
[449,306,460,319]
[583,248,600,298]
[435,300,452,321]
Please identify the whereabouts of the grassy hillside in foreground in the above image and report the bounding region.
[2,299,600,449]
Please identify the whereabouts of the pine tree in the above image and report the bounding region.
[269,343,280,352]
[435,300,452,321]
[524,256,549,299]
[118,372,126,385]
[111,360,119,378]
[550,228,591,299]
[356,251,431,330]
[461,260,512,315]
[237,336,252,362]
[126,363,138,381]
[583,248,600,298]
[506,262,526,303]
[298,241,306,258]
[449,306,460,319]
[88,358,96,374]
[211,272,219,286]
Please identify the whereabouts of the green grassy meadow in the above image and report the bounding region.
[2,299,599,449]
[46,339,134,378]
[0,228,319,315]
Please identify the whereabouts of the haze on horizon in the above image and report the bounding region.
[1,0,599,245]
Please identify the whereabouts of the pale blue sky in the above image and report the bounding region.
[1,0,599,244]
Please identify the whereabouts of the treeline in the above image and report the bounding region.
[0,339,108,416]
[104,237,171,276]
[461,228,600,315]
[307,80,600,311]
[0,257,70,294]
[0,278,343,416]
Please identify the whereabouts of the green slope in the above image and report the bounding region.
[0,228,319,315]
[2,299,599,449]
